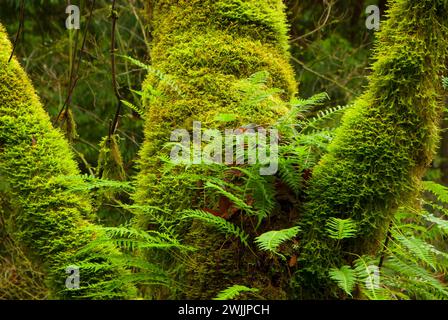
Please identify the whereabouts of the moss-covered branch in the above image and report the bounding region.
[0,23,136,299]
[296,0,448,298]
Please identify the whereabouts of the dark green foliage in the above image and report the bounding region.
[296,0,448,298]
[0,0,148,177]
[0,24,136,299]
[286,0,382,106]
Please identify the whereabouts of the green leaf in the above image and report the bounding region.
[254,226,300,257]
[179,210,249,246]
[329,266,356,296]
[423,181,448,203]
[213,285,259,300]
[326,217,358,240]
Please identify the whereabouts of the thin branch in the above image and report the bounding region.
[8,0,25,63]
[291,56,356,96]
[109,0,123,138]
[289,0,335,43]
[54,0,96,124]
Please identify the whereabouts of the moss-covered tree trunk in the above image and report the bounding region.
[0,24,135,299]
[135,0,297,299]
[297,0,448,298]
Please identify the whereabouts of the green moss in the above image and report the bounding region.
[296,0,448,298]
[135,0,297,298]
[0,24,136,299]
[97,135,126,181]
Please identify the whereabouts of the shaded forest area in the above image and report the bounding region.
[1,0,448,300]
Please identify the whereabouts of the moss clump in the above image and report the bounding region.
[296,0,448,298]
[0,23,136,299]
[97,134,126,181]
[135,0,297,298]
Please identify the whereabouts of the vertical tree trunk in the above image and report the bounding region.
[297,0,448,298]
[135,0,297,299]
[0,23,135,299]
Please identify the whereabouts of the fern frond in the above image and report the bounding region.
[118,55,183,96]
[247,71,270,85]
[179,210,249,246]
[204,182,254,215]
[394,233,448,273]
[326,217,358,240]
[329,265,356,296]
[54,175,135,193]
[304,105,349,131]
[290,92,330,112]
[442,76,448,90]
[213,285,259,300]
[230,167,276,223]
[121,99,145,118]
[278,158,302,195]
[423,181,448,203]
[254,226,300,258]
[424,213,448,234]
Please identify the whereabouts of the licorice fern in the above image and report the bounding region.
[255,226,300,259]
[325,217,358,240]
[213,285,260,300]
[179,209,250,246]
[118,55,183,97]
[328,266,357,297]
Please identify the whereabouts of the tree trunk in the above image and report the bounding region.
[135,0,297,299]
[296,0,448,298]
[0,23,136,299]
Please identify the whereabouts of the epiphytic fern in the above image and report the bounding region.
[328,265,357,297]
[179,209,250,246]
[255,226,300,259]
[325,217,358,240]
[213,285,260,300]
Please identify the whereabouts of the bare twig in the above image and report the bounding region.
[291,56,356,96]
[54,0,96,124]
[109,0,123,138]
[8,0,25,63]
[290,0,335,43]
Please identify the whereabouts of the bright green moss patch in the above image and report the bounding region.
[0,23,135,299]
[296,0,448,298]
